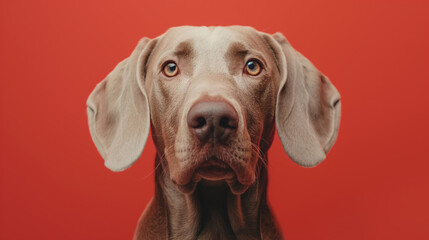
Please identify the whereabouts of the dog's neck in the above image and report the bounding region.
[149,154,274,240]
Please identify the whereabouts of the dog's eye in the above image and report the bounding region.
[162,61,179,77]
[244,59,262,76]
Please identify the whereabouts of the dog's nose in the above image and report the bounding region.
[187,101,238,143]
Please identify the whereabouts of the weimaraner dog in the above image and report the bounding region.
[87,26,341,239]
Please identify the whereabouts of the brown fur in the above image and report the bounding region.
[87,26,341,239]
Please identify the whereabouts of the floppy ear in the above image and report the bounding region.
[86,38,156,171]
[264,33,341,167]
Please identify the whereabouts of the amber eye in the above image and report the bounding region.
[163,61,179,77]
[244,59,262,76]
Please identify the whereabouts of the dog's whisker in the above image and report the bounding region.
[247,132,272,148]
[250,142,267,169]
[255,161,261,201]
[139,144,175,181]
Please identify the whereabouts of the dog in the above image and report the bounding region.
[87,26,341,239]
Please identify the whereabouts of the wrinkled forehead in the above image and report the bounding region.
[152,26,271,73]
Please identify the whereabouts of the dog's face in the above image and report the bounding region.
[87,26,341,194]
[145,26,278,193]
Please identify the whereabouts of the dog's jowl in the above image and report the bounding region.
[87,26,341,240]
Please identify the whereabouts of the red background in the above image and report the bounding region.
[1,0,428,239]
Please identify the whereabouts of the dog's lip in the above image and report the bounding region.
[199,157,230,169]
[193,157,235,182]
[174,155,255,195]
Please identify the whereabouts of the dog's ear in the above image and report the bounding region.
[263,33,341,167]
[87,38,156,171]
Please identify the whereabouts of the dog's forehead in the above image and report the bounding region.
[163,27,261,58]
[156,26,266,74]
[163,26,260,49]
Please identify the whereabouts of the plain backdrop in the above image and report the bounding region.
[1,0,428,239]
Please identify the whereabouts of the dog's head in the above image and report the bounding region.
[87,26,341,194]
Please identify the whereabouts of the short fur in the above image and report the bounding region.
[87,26,341,239]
